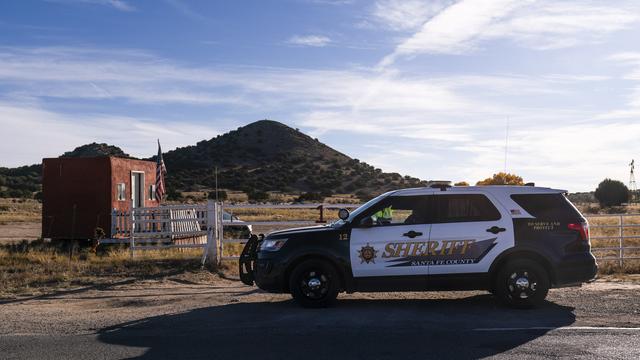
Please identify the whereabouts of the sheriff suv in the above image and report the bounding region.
[239,185,597,308]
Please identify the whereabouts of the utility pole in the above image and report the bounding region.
[215,166,219,203]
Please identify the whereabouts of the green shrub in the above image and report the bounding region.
[247,190,269,202]
[594,179,629,207]
[207,190,228,201]
[166,188,182,201]
[296,192,324,202]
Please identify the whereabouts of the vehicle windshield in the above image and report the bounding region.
[331,191,392,226]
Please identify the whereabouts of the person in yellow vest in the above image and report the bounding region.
[372,205,393,225]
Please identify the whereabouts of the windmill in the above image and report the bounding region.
[630,160,638,202]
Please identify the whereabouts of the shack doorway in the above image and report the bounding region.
[131,171,145,208]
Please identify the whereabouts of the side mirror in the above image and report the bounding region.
[338,208,350,220]
[359,216,374,228]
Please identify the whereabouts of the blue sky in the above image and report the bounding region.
[1,0,640,192]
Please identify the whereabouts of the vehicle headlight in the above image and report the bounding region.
[260,238,288,252]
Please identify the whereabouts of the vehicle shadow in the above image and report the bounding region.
[98,294,575,360]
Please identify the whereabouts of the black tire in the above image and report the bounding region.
[289,259,340,308]
[494,259,550,309]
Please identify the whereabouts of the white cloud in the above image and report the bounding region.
[0,46,634,191]
[286,35,332,47]
[485,2,640,50]
[371,0,453,31]
[0,101,218,167]
[380,0,523,66]
[597,52,640,119]
[379,0,640,67]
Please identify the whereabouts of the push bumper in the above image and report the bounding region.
[254,258,288,293]
[239,234,288,292]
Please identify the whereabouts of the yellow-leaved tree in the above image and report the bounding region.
[476,172,524,186]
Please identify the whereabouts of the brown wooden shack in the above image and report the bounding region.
[42,156,159,240]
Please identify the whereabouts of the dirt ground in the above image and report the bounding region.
[0,222,40,243]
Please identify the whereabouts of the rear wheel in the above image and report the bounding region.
[289,259,339,308]
[494,259,549,309]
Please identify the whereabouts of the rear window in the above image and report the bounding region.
[434,194,501,223]
[511,193,582,220]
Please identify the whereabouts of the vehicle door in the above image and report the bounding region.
[428,192,513,275]
[350,194,433,278]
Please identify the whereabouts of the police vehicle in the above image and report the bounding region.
[239,184,597,308]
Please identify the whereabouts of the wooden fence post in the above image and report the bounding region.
[203,200,218,266]
[130,199,135,259]
[111,208,117,238]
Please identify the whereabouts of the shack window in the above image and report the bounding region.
[149,184,156,201]
[117,183,126,201]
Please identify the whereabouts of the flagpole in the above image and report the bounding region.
[156,139,167,206]
[158,139,161,206]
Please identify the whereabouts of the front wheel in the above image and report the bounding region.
[289,259,339,308]
[494,259,550,309]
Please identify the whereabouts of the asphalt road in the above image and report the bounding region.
[2,326,640,359]
[1,275,639,359]
[2,296,640,359]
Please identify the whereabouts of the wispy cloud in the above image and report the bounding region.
[46,0,136,12]
[378,0,640,67]
[286,35,332,47]
[306,0,354,5]
[371,0,453,31]
[163,0,207,21]
[0,45,632,190]
[596,52,640,119]
[0,101,218,167]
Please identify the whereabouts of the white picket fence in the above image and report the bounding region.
[106,201,222,264]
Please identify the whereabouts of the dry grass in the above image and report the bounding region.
[228,207,341,222]
[0,241,210,298]
[576,202,640,215]
[2,201,639,298]
[0,198,41,224]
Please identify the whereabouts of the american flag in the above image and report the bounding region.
[156,140,167,202]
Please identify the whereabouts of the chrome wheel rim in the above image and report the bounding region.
[507,270,538,300]
[299,270,329,300]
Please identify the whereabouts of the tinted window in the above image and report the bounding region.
[360,195,431,226]
[511,193,581,220]
[435,194,501,223]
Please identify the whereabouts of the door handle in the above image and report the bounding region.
[486,226,506,234]
[402,230,423,238]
